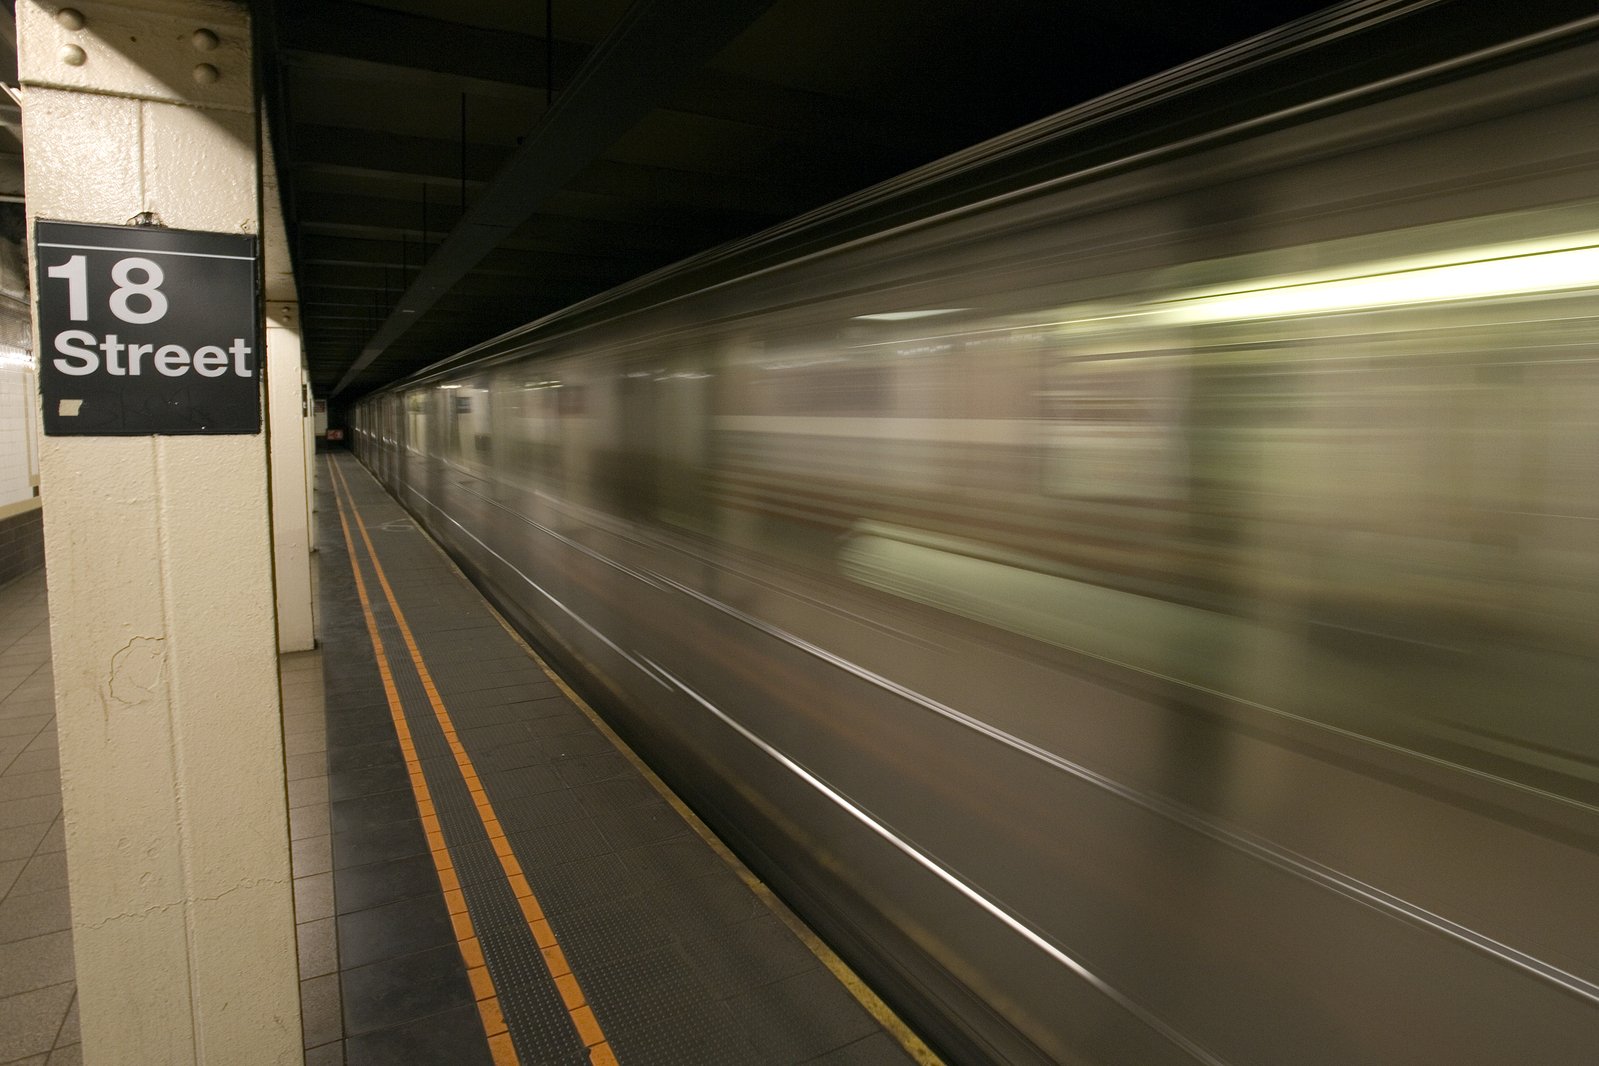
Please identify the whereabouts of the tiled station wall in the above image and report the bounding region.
[0,288,43,585]
[0,295,37,510]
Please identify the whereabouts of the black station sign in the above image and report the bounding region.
[34,220,261,436]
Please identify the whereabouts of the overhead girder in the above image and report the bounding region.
[331,0,781,396]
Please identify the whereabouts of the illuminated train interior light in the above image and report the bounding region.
[1154,234,1599,323]
[853,308,972,321]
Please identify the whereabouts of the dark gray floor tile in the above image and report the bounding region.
[570,775,657,813]
[332,819,429,870]
[0,700,53,721]
[521,852,639,917]
[292,834,333,878]
[0,931,75,998]
[0,857,25,896]
[286,752,329,782]
[32,821,63,857]
[337,893,456,970]
[0,888,72,942]
[0,823,47,862]
[509,696,583,725]
[327,739,404,775]
[0,981,75,1063]
[615,836,727,888]
[284,731,329,757]
[55,991,78,1046]
[488,788,586,833]
[805,1031,922,1065]
[344,1003,496,1066]
[341,944,476,1036]
[330,788,422,837]
[656,870,771,930]
[290,803,331,842]
[728,967,883,1064]
[532,730,615,763]
[327,760,413,803]
[474,740,546,775]
[582,944,760,1066]
[0,771,58,803]
[0,751,57,778]
[681,915,821,997]
[0,716,50,738]
[552,751,632,788]
[325,711,398,750]
[540,890,677,968]
[294,871,335,924]
[455,722,534,749]
[10,852,68,896]
[297,916,338,979]
[287,776,330,811]
[303,1039,344,1066]
[301,972,344,1048]
[335,853,440,914]
[504,819,614,870]
[587,800,692,851]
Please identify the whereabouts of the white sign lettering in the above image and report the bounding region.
[51,330,252,378]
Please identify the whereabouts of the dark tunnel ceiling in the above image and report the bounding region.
[259,0,1338,402]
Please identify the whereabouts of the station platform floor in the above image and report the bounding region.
[287,452,932,1065]
[0,568,78,1066]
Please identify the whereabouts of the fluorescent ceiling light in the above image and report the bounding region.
[853,308,971,321]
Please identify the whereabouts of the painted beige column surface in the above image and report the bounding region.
[18,1,302,1062]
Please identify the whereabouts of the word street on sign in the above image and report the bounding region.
[34,219,261,435]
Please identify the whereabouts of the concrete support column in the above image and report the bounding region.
[303,367,316,553]
[18,2,302,1062]
[261,108,314,645]
[267,302,314,652]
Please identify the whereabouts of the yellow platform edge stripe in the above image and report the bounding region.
[330,457,618,1066]
[326,458,518,1065]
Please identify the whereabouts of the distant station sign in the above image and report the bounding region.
[34,220,261,436]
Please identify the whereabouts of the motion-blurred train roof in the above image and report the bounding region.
[257,0,1341,401]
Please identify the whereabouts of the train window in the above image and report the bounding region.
[1041,351,1183,501]
[496,374,563,487]
[770,358,889,415]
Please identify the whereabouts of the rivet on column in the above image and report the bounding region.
[192,29,220,52]
[57,8,86,30]
[59,44,86,67]
[193,63,220,84]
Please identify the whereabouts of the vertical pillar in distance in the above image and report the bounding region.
[18,2,301,1063]
[303,367,316,552]
[267,302,314,652]
[261,111,314,650]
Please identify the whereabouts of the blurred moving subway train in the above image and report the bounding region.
[353,3,1599,1062]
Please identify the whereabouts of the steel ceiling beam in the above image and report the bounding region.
[331,0,778,397]
[279,1,587,90]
